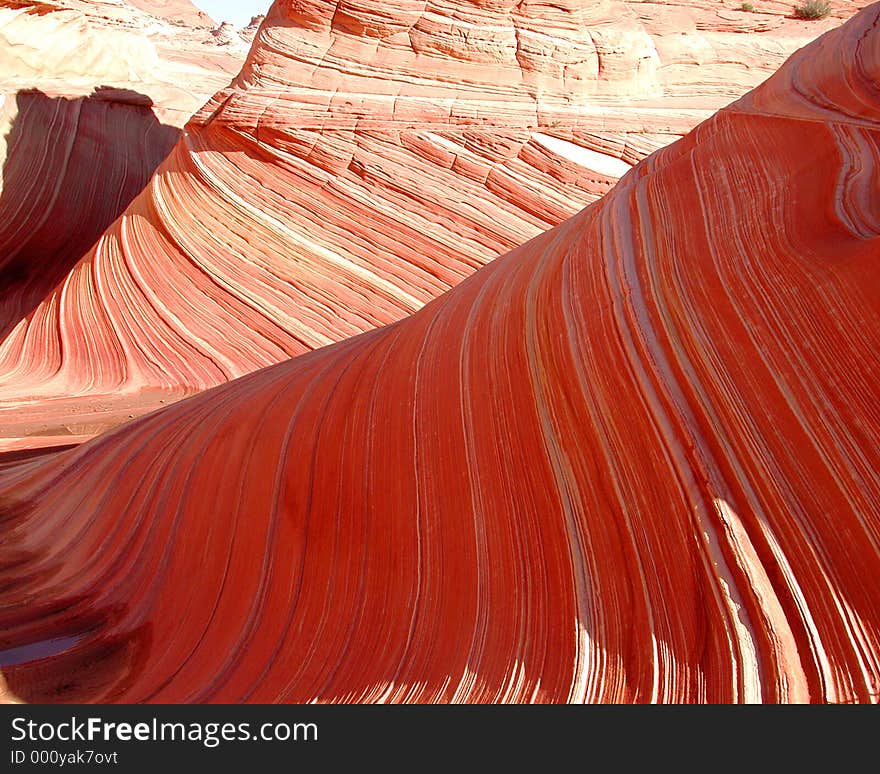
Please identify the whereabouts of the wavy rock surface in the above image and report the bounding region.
[1,5,878,703]
[211,21,248,49]
[240,14,265,42]
[0,0,867,449]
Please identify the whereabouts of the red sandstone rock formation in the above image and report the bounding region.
[240,13,265,42]
[0,0,866,450]
[211,20,246,48]
[1,4,878,703]
[0,87,179,348]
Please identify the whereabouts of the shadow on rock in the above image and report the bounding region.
[0,86,180,339]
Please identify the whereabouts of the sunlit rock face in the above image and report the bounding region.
[127,0,216,27]
[0,1,244,125]
[211,20,248,49]
[1,4,878,704]
[0,0,866,450]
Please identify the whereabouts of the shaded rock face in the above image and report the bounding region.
[0,0,867,449]
[1,5,879,704]
[0,89,180,342]
[0,0,248,337]
[0,0,248,447]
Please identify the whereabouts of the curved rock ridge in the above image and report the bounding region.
[1,5,878,703]
[211,20,248,49]
[240,13,265,42]
[0,0,868,448]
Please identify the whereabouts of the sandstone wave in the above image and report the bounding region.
[1,4,877,703]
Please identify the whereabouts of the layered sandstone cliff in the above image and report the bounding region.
[127,0,215,27]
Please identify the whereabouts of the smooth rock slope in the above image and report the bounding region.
[1,4,878,703]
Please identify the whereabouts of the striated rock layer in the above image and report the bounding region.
[1,5,878,703]
[0,0,867,448]
[0,89,179,339]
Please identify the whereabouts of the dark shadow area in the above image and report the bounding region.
[0,443,78,471]
[0,86,180,340]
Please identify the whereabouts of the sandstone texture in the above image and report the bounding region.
[0,0,867,449]
[240,13,265,42]
[1,4,878,703]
